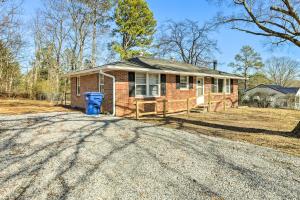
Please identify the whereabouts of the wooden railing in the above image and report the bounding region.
[208,92,228,112]
[135,97,196,119]
[135,92,230,119]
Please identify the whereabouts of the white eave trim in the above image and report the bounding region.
[65,65,245,80]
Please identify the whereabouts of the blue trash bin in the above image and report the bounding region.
[84,92,104,115]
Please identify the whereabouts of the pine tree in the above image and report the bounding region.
[113,0,156,59]
[229,46,263,91]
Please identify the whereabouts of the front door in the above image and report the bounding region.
[196,77,204,105]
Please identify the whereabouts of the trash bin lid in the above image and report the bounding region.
[84,92,104,97]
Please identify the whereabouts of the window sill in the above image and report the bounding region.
[179,88,189,91]
[210,93,231,95]
[135,96,161,99]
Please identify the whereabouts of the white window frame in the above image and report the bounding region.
[135,73,161,98]
[211,78,228,94]
[135,73,147,97]
[76,76,80,96]
[211,77,218,93]
[179,75,189,90]
[225,79,231,94]
[99,73,104,93]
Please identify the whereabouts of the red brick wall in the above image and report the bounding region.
[71,71,239,116]
[70,73,113,113]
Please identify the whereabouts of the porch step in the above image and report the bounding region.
[190,104,208,113]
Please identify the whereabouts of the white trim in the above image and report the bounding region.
[66,65,245,80]
[76,76,80,96]
[99,73,105,93]
[225,78,231,94]
[99,70,116,116]
[196,77,204,105]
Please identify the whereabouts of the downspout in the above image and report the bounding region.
[99,70,116,116]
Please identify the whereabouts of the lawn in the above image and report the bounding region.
[141,107,300,156]
[0,99,72,115]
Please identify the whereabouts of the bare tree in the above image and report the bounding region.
[0,0,23,94]
[156,20,218,66]
[67,0,92,70]
[214,0,300,47]
[264,57,300,87]
[80,0,113,67]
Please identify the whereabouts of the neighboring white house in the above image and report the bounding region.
[243,84,300,109]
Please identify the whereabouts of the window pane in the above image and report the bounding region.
[149,74,159,85]
[136,85,146,95]
[218,79,224,93]
[149,85,159,96]
[136,73,146,84]
[230,79,234,93]
[180,76,188,88]
[211,78,217,93]
[226,79,230,93]
[180,76,187,83]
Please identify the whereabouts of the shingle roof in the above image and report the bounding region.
[112,57,242,78]
[257,84,300,94]
[67,56,244,79]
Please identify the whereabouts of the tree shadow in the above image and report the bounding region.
[1,112,298,199]
[146,115,295,138]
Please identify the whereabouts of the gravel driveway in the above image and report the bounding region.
[1,112,300,200]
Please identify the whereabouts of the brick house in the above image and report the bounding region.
[67,57,243,117]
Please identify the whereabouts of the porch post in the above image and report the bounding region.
[163,99,167,118]
[135,100,139,119]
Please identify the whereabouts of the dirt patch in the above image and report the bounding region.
[0,99,74,115]
[141,107,300,156]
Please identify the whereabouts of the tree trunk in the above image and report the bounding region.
[91,9,97,68]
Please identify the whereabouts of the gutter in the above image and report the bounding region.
[99,70,116,116]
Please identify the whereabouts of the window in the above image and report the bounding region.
[135,73,147,96]
[230,79,234,93]
[76,76,80,96]
[135,73,160,97]
[225,79,231,94]
[211,78,218,93]
[99,74,104,93]
[218,79,224,93]
[149,74,159,96]
[211,78,227,93]
[180,76,188,89]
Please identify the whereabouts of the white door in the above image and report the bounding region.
[196,77,204,105]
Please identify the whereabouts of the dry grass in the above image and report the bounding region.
[141,107,300,157]
[0,99,73,115]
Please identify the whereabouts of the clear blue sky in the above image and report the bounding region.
[22,0,300,73]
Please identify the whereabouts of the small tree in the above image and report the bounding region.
[113,0,156,59]
[229,45,263,91]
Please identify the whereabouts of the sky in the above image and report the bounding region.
[22,0,300,73]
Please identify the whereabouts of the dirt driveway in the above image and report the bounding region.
[1,112,300,199]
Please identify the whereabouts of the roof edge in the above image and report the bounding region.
[65,65,245,80]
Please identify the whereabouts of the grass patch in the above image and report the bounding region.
[141,107,300,157]
[0,99,74,115]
